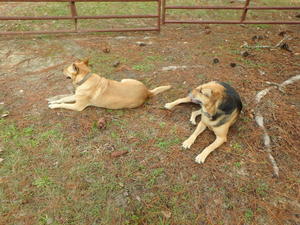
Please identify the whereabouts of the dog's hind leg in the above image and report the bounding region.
[182,121,207,149]
[48,95,76,104]
[164,97,191,110]
[190,109,202,125]
[195,125,229,164]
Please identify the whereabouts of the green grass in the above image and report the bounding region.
[145,55,164,62]
[250,24,271,29]
[132,64,155,72]
[256,182,269,197]
[231,142,243,150]
[155,137,181,150]
[0,120,63,149]
[33,176,54,188]
[244,209,254,223]
[132,54,165,72]
[146,168,165,187]
[234,161,242,169]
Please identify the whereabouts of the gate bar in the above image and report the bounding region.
[164,20,300,25]
[69,0,78,31]
[1,27,159,35]
[164,6,300,10]
[240,0,251,22]
[3,0,157,2]
[0,15,159,20]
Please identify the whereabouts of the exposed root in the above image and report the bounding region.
[265,81,286,93]
[255,113,279,177]
[255,74,300,178]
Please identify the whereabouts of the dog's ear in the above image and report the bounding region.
[201,88,212,97]
[82,58,89,66]
[72,63,79,74]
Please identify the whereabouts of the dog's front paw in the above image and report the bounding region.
[190,118,197,125]
[182,138,194,149]
[195,153,206,164]
[48,100,58,104]
[46,96,60,102]
[48,104,59,109]
[164,103,173,110]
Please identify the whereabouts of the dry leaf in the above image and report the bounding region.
[111,150,129,158]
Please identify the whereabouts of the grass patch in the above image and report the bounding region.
[146,168,165,187]
[132,53,165,72]
[155,137,181,150]
[0,120,63,149]
[33,176,54,188]
[230,142,243,151]
[250,24,271,29]
[256,182,269,197]
[244,209,254,223]
[238,58,268,68]
[234,161,242,169]
[132,63,155,72]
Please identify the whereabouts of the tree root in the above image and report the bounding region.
[255,74,300,177]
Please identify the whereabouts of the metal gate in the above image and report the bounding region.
[162,0,300,25]
[1,0,299,35]
[0,0,161,35]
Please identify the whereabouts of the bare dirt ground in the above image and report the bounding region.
[1,3,300,225]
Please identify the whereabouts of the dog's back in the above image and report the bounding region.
[217,81,242,115]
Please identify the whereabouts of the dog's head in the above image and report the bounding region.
[63,58,90,80]
[189,81,225,114]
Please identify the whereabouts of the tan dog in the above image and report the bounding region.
[48,59,171,111]
[165,81,242,164]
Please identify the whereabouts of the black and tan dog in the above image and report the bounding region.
[165,81,242,164]
[48,59,171,111]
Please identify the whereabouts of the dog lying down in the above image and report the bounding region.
[48,59,171,111]
[165,81,242,164]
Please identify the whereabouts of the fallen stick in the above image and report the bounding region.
[255,74,300,178]
[241,35,291,50]
[161,65,204,71]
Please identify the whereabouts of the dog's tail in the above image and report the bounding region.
[148,85,172,97]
